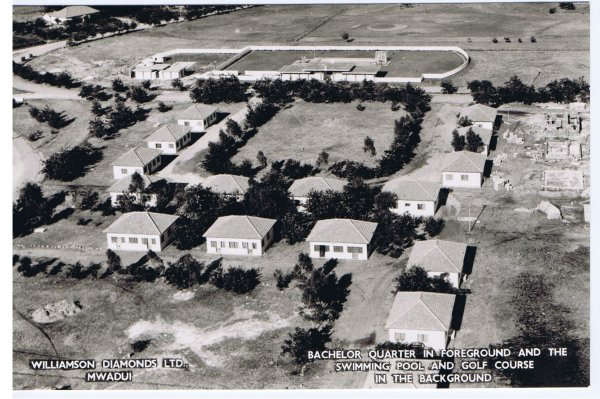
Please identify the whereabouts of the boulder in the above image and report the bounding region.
[32,300,82,324]
[536,201,562,220]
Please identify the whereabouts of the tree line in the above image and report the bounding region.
[468,75,589,107]
[13,61,79,88]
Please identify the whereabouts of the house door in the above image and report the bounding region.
[319,245,326,257]
[352,252,358,260]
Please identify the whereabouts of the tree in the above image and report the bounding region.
[256,151,268,169]
[73,189,99,211]
[112,78,128,92]
[106,249,122,273]
[88,117,109,138]
[129,172,146,193]
[171,78,185,91]
[90,100,105,117]
[549,7,557,14]
[440,79,458,94]
[225,119,244,139]
[371,211,418,257]
[363,136,376,156]
[341,32,350,40]
[190,76,246,103]
[465,128,484,152]
[164,254,204,289]
[457,116,472,127]
[243,171,294,218]
[280,211,315,244]
[424,217,445,237]
[559,2,575,10]
[13,183,53,237]
[42,143,102,181]
[157,101,172,112]
[316,151,329,167]
[129,86,153,103]
[394,266,457,294]
[141,80,151,89]
[530,36,537,43]
[281,325,332,365]
[244,101,279,130]
[209,266,261,293]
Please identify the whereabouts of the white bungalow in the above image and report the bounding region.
[385,291,456,352]
[288,176,347,211]
[43,6,99,24]
[106,174,162,207]
[202,174,250,200]
[131,63,170,80]
[382,179,441,217]
[203,215,277,256]
[103,211,178,252]
[306,218,378,261]
[158,62,196,80]
[459,104,498,130]
[456,125,494,155]
[146,123,192,155]
[407,240,468,288]
[176,104,219,132]
[441,151,487,189]
[112,147,163,180]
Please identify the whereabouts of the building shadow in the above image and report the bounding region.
[450,294,467,332]
[462,245,477,276]
[483,159,493,178]
[489,135,498,152]
[155,155,178,171]
[214,111,231,125]
[436,188,451,211]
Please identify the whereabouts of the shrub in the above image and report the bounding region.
[112,78,128,92]
[356,103,365,111]
[157,101,172,112]
[42,143,102,181]
[530,36,537,43]
[210,266,261,294]
[424,217,445,237]
[281,325,332,365]
[274,269,296,290]
[171,78,185,91]
[27,130,43,142]
[440,79,458,94]
[164,254,204,289]
[341,32,350,40]
[492,37,499,43]
[549,7,556,14]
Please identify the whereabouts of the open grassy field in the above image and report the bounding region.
[232,101,405,168]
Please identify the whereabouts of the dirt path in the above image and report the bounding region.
[13,137,43,199]
[13,77,80,100]
[156,97,260,184]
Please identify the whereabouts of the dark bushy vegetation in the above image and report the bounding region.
[210,266,261,294]
[13,61,79,88]
[42,143,102,181]
[29,105,72,129]
[190,76,247,104]
[468,75,589,106]
[394,266,461,294]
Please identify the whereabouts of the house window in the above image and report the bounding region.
[210,241,217,247]
[446,174,453,180]
[417,203,425,210]
[347,246,363,254]
[121,168,127,174]
[156,143,162,149]
[220,241,226,247]
[417,334,428,343]
[141,238,148,245]
[405,203,411,207]
[229,241,238,249]
[242,242,248,249]
[129,237,138,244]
[169,143,175,148]
[151,238,156,245]
[143,166,148,173]
[120,237,126,243]
[252,243,257,249]
[333,246,343,253]
[111,237,118,243]
[184,121,190,126]
[395,332,406,341]
[461,175,469,181]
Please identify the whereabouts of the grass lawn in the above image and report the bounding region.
[232,101,405,168]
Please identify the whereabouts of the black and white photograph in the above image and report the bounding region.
[9,0,595,396]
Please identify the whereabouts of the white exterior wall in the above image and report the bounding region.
[148,135,191,155]
[178,112,217,132]
[426,271,461,288]
[442,172,482,189]
[109,192,158,208]
[308,241,369,261]
[473,121,493,130]
[106,229,175,252]
[113,157,161,179]
[133,70,156,80]
[205,229,274,256]
[391,199,436,217]
[159,69,185,80]
[388,328,449,352]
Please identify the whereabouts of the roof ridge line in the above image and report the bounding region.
[145,212,162,235]
[245,215,262,238]
[434,240,461,270]
[420,292,449,330]
[349,219,369,243]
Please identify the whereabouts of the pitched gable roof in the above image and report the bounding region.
[460,104,497,123]
[47,6,99,19]
[202,174,250,195]
[456,125,493,145]
[177,104,218,121]
[306,219,378,244]
[407,240,467,274]
[382,179,441,201]
[103,212,178,235]
[441,151,487,173]
[113,147,162,167]
[202,215,276,240]
[106,174,162,193]
[385,291,455,331]
[288,176,347,197]
[146,123,191,143]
